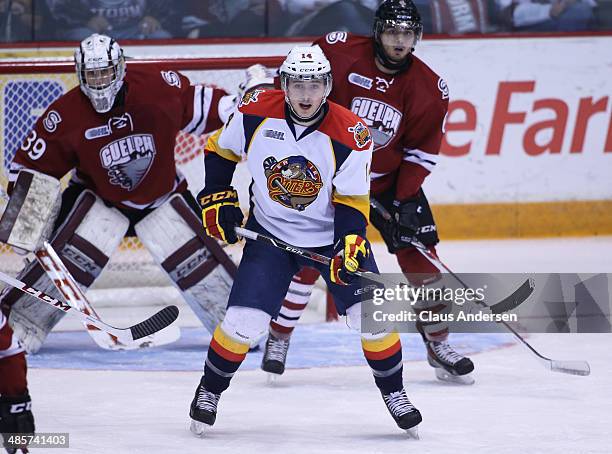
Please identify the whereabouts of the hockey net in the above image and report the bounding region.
[0,56,338,316]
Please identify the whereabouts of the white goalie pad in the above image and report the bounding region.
[135,194,236,335]
[0,169,61,252]
[4,190,129,353]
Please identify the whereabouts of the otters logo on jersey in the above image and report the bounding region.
[348,121,372,149]
[263,156,323,211]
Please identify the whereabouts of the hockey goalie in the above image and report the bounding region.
[0,33,252,354]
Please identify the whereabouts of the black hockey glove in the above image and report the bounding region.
[391,199,420,244]
[198,186,244,244]
[0,393,35,454]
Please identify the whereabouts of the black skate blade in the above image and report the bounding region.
[435,368,475,385]
[190,419,211,437]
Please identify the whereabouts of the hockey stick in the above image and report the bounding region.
[0,268,179,344]
[36,242,180,350]
[235,226,537,324]
[235,227,404,289]
[369,198,591,376]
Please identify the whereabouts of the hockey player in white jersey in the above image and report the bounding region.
[189,45,422,436]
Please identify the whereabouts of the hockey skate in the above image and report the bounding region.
[381,388,422,438]
[426,340,475,385]
[189,383,220,437]
[261,333,290,383]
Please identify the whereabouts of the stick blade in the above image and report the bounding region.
[129,305,179,340]
[550,360,591,376]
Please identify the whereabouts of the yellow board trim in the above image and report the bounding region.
[361,332,400,352]
[212,326,250,354]
[366,200,612,241]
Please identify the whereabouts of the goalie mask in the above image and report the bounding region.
[280,45,332,122]
[373,0,423,72]
[75,34,126,113]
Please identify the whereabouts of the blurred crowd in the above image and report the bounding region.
[1,0,611,43]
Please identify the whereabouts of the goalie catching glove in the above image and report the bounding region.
[199,187,244,244]
[330,234,370,285]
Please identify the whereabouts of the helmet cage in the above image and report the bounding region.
[75,35,126,113]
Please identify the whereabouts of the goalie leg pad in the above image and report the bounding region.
[135,194,237,335]
[0,169,61,252]
[2,190,129,353]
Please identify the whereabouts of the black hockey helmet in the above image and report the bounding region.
[373,0,423,71]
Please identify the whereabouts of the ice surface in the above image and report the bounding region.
[26,237,612,453]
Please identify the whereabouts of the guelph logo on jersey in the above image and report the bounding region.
[348,121,372,149]
[263,156,323,211]
[99,134,156,191]
[239,89,264,106]
[350,97,402,149]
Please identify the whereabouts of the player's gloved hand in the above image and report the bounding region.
[198,187,244,244]
[0,393,35,454]
[330,234,370,285]
[392,199,420,244]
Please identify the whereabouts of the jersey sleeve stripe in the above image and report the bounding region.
[330,139,352,174]
[183,86,213,136]
[183,85,203,134]
[243,114,267,154]
[402,148,438,172]
[332,193,370,221]
[206,128,241,163]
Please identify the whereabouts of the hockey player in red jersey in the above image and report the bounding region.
[0,310,34,454]
[189,45,422,436]
[262,0,475,385]
[0,33,238,357]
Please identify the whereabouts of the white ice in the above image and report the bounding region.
[29,237,612,453]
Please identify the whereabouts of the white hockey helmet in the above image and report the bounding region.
[74,33,126,113]
[280,45,332,119]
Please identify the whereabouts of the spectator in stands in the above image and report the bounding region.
[45,0,174,40]
[495,0,596,31]
[277,0,378,36]
[179,0,281,38]
[0,0,43,42]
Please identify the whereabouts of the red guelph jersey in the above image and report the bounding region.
[9,66,226,210]
[314,32,449,200]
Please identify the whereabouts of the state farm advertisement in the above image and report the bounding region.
[417,36,612,204]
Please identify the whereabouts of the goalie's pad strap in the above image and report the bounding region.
[2,190,128,353]
[135,195,236,334]
[168,196,237,282]
[0,170,61,251]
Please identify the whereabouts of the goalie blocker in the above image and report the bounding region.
[0,171,234,353]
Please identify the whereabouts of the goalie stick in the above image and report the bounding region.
[369,198,590,376]
[0,267,179,344]
[36,241,180,350]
